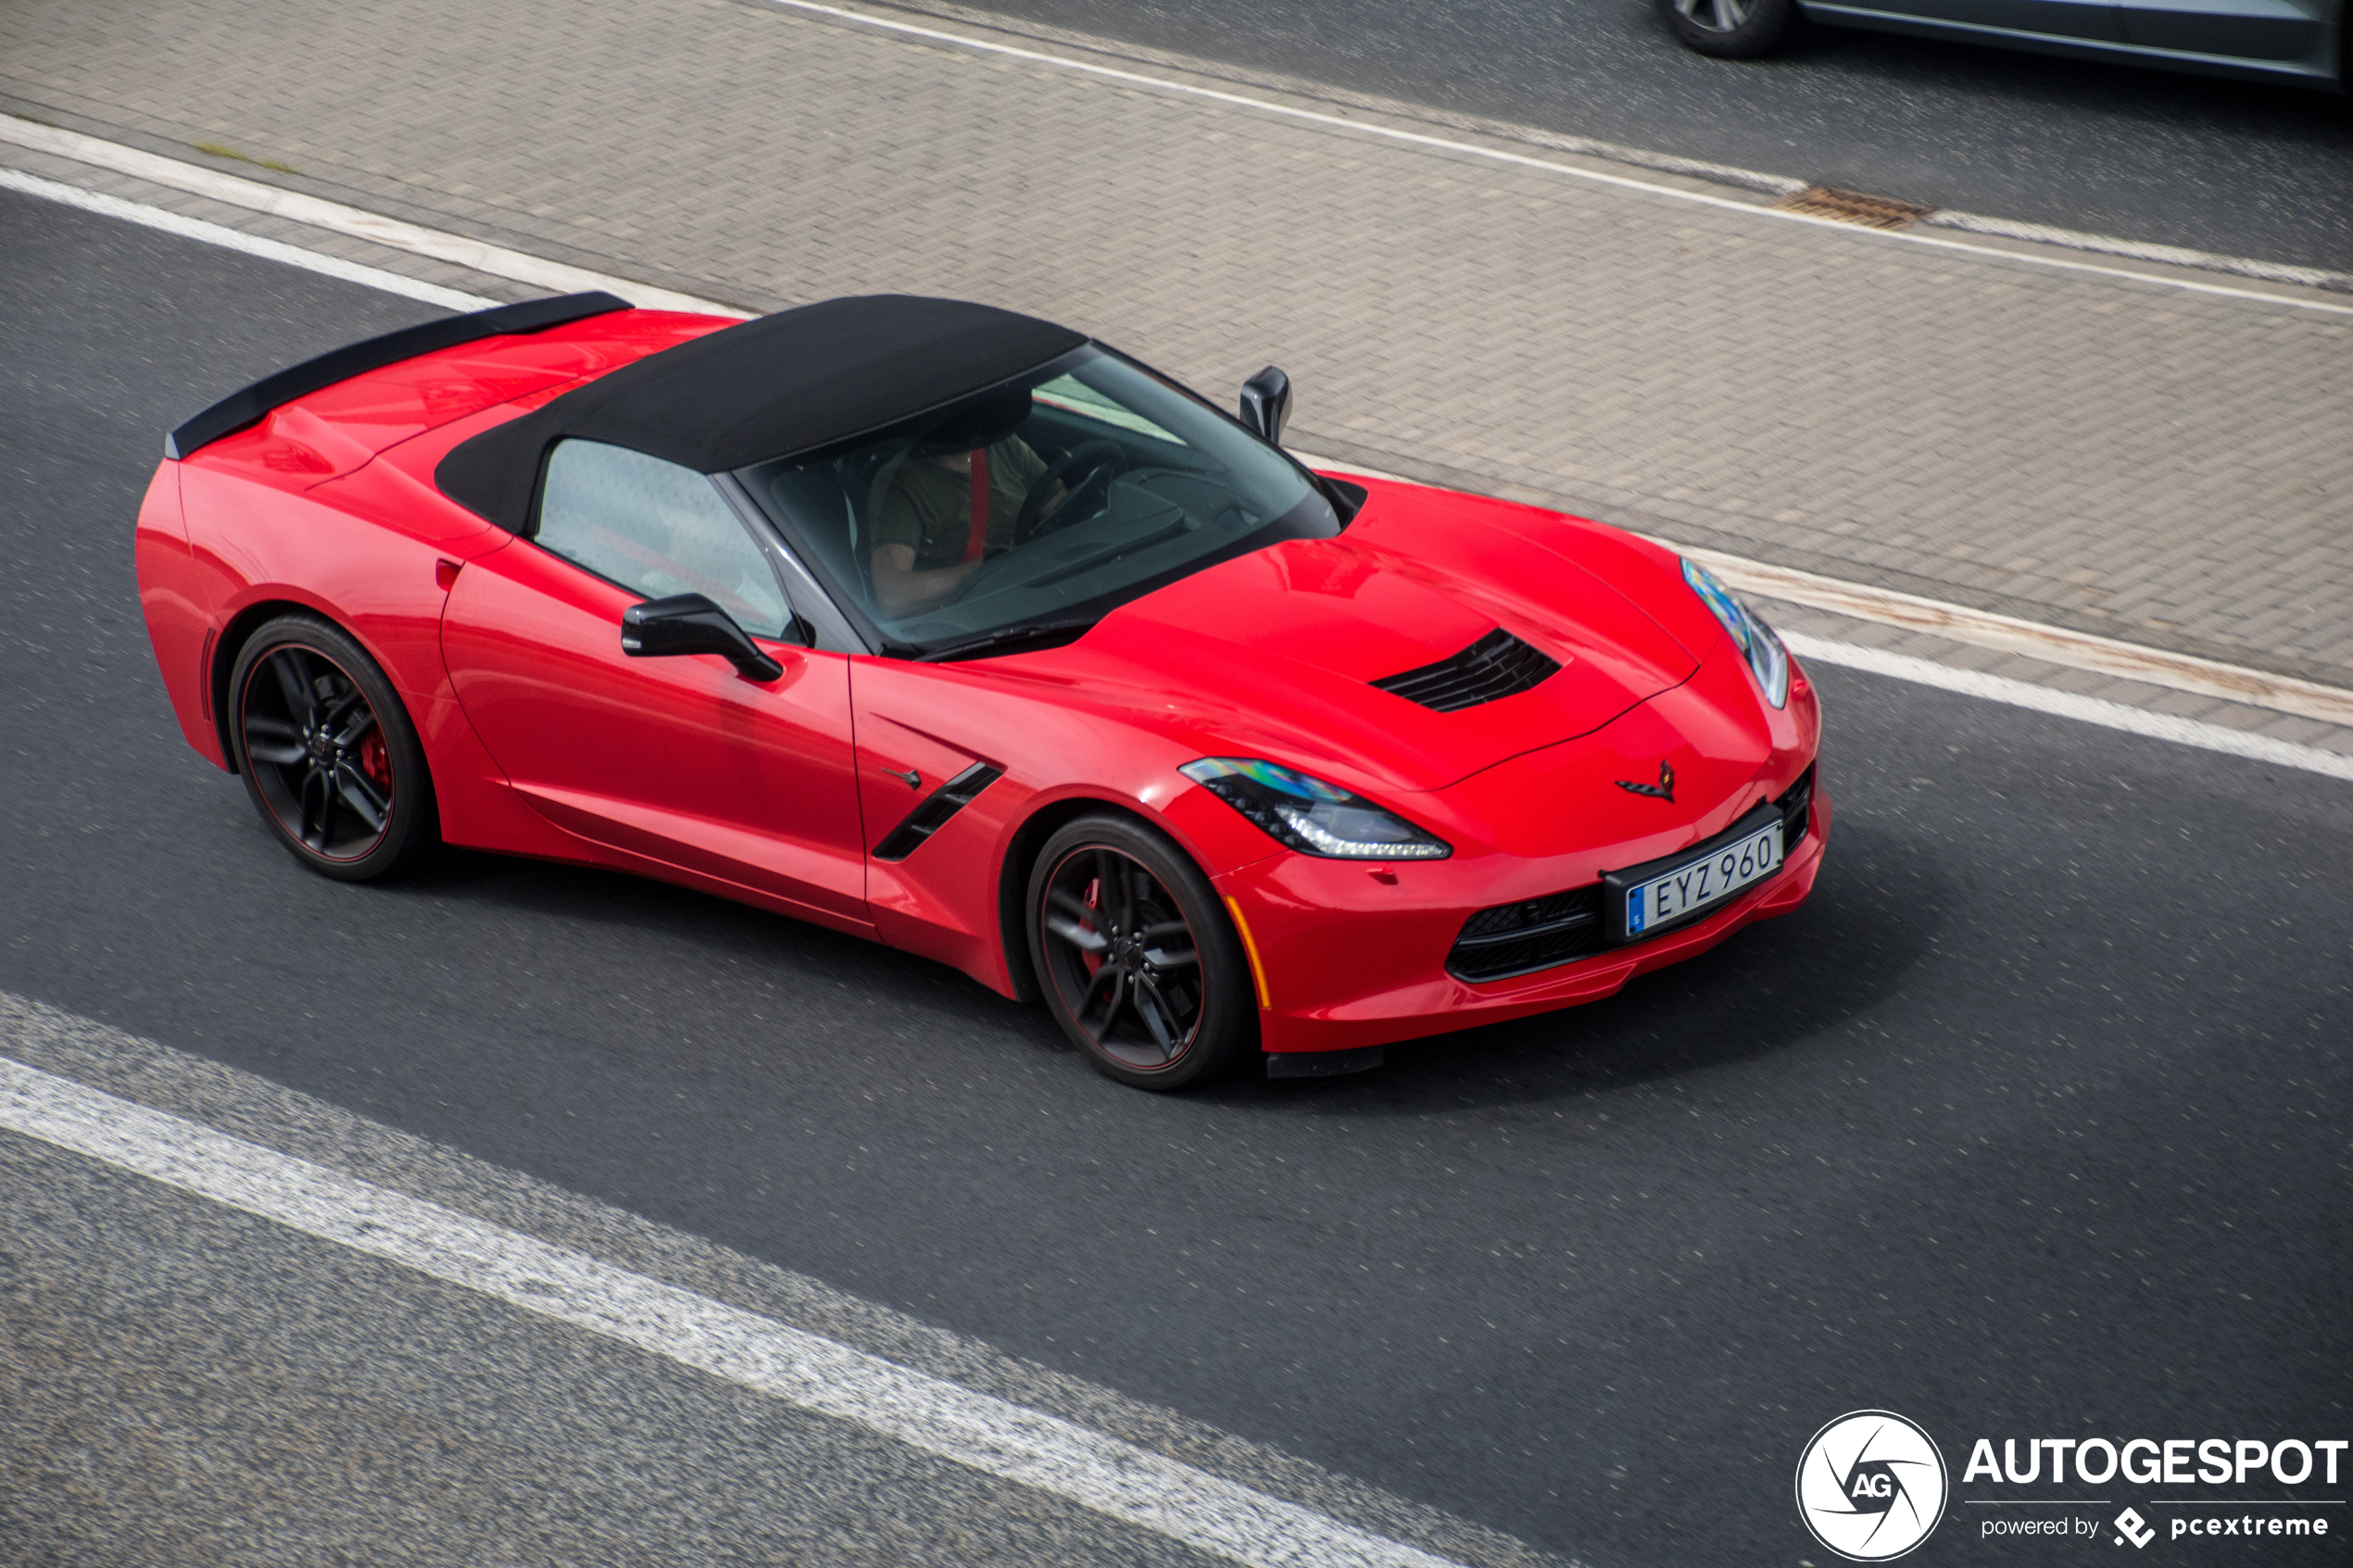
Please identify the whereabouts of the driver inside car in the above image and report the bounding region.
[870,388,1063,617]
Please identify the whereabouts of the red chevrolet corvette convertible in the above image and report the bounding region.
[135,292,1828,1088]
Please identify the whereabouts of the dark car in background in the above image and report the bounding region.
[1664,0,2345,88]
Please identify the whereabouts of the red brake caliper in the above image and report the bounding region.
[1080,875,1104,980]
[358,729,394,797]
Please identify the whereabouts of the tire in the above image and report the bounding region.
[1026,813,1258,1090]
[227,612,440,882]
[1661,0,1795,57]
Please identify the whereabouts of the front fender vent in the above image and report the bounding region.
[1371,628,1560,713]
[873,762,1002,861]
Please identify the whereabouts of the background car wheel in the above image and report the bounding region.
[227,613,440,882]
[1027,814,1257,1090]
[1661,0,1796,57]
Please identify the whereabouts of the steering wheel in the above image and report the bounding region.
[1013,441,1126,545]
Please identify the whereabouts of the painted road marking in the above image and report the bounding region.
[6,153,2347,784]
[1783,633,2353,784]
[0,119,743,319]
[1681,548,2353,731]
[1,166,493,312]
[0,1052,1468,1568]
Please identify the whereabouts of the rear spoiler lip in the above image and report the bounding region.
[163,290,632,460]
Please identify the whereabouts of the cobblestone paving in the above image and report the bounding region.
[4,0,2347,688]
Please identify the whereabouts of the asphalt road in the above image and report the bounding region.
[937,0,2353,273]
[4,189,2350,1565]
[0,1128,1236,1568]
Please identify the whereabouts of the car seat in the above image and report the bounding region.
[759,459,875,608]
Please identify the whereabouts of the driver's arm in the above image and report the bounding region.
[1001,433,1048,494]
[871,543,979,618]
[1000,435,1067,529]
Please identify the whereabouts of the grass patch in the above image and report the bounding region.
[191,140,301,175]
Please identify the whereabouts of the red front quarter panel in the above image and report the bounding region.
[847,653,1285,996]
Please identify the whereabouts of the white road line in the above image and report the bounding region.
[1919,208,2353,295]
[2,166,497,312]
[13,153,2349,774]
[1783,633,2353,784]
[1680,547,2353,731]
[0,118,747,319]
[761,0,2353,319]
[0,1053,1466,1568]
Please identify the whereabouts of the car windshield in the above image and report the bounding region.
[738,345,1340,658]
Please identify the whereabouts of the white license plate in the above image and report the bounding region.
[1625,821,1782,935]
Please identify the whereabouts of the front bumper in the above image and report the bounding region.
[1218,775,1831,1057]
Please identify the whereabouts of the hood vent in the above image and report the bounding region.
[1371,628,1561,713]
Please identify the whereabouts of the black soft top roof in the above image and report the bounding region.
[436,295,1087,533]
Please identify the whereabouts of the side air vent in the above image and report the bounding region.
[1371,628,1560,713]
[873,763,1002,861]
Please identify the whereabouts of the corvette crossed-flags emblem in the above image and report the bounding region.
[1616,760,1676,802]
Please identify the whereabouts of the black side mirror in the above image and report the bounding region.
[622,594,783,681]
[1239,366,1291,445]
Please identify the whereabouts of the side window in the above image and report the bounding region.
[536,440,791,639]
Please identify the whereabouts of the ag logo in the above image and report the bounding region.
[1795,1410,1949,1561]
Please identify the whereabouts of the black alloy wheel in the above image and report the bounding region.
[1661,0,1795,56]
[1028,814,1256,1089]
[228,613,439,882]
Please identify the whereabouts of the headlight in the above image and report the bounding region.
[1682,558,1790,709]
[1178,759,1452,859]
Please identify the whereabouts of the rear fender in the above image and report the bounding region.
[182,462,473,702]
[179,462,499,802]
[132,461,233,767]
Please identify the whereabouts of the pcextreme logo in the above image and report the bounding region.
[1797,1410,1951,1561]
